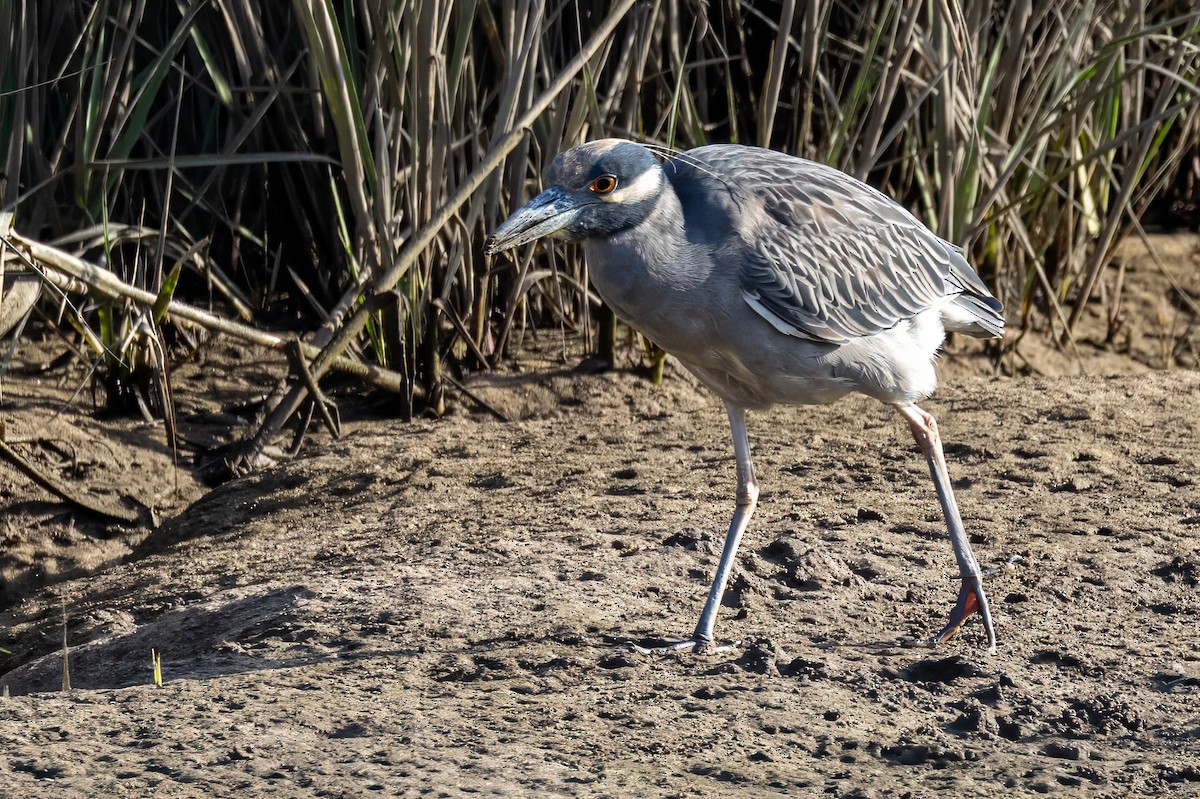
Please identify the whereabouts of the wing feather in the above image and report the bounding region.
[672,145,1001,343]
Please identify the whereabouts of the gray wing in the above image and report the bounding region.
[674,144,998,343]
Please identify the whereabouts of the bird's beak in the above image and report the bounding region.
[484,187,580,255]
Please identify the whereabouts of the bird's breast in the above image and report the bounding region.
[584,236,726,347]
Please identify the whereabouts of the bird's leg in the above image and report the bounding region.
[896,403,997,652]
[635,402,758,655]
[692,403,759,647]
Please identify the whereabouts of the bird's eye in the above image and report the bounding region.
[589,175,618,194]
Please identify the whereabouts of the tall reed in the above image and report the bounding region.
[1,1,1197,412]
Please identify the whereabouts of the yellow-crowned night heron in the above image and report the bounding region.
[485,139,1004,653]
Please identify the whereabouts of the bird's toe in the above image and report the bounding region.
[631,637,740,656]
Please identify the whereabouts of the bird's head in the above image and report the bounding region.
[484,139,663,255]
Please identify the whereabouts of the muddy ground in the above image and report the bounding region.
[0,235,1198,797]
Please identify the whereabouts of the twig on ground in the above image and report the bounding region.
[0,436,141,524]
[1,229,408,394]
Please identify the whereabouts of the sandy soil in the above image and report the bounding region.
[1,235,1198,797]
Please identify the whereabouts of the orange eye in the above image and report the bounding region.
[589,175,618,194]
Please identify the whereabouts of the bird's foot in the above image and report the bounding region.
[903,575,997,653]
[632,637,741,655]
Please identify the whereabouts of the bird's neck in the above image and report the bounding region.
[592,181,701,280]
[583,182,712,334]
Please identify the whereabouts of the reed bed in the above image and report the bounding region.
[1,0,1197,420]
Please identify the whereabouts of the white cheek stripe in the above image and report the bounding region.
[605,168,660,204]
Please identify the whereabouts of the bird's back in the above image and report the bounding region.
[666,145,1004,344]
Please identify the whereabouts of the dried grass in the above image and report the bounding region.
[0,0,1197,414]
